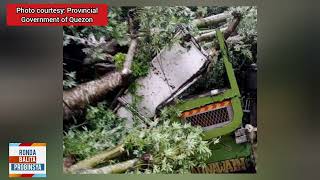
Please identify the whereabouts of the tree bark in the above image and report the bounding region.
[195,27,228,42]
[74,158,140,174]
[193,12,232,28]
[198,29,216,35]
[122,38,138,75]
[67,144,125,172]
[222,12,242,39]
[63,12,138,122]
[63,71,123,121]
[195,12,242,42]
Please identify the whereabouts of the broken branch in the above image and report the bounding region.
[67,144,125,172]
[121,38,138,75]
[74,158,140,174]
[195,12,242,42]
[63,10,139,122]
[223,12,242,39]
[193,12,232,28]
[195,27,228,42]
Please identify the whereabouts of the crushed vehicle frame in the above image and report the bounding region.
[116,28,256,173]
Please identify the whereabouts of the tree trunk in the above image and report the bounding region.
[67,144,125,172]
[195,27,228,42]
[195,13,242,42]
[63,71,123,121]
[63,10,139,122]
[193,12,232,28]
[121,38,138,75]
[74,158,140,174]
[222,12,242,39]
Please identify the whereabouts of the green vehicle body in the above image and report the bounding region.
[175,30,254,173]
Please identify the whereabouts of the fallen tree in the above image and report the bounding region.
[193,11,232,28]
[65,120,212,174]
[63,11,138,122]
[62,7,258,175]
[63,71,123,120]
[195,27,228,42]
[67,144,125,172]
[75,158,140,174]
[63,10,242,122]
[195,12,242,42]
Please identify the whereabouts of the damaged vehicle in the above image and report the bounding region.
[115,29,257,173]
[63,6,257,174]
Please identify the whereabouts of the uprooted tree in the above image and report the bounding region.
[63,6,257,174]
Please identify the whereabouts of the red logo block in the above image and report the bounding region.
[7,4,108,26]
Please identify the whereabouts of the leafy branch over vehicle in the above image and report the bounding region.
[63,6,257,174]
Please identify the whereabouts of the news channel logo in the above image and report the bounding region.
[9,143,46,178]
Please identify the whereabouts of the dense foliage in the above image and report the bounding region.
[63,7,195,79]
[63,6,257,92]
[130,7,195,77]
[64,103,212,173]
[184,6,257,95]
[63,6,257,173]
[63,104,127,160]
[125,121,211,173]
[63,71,77,89]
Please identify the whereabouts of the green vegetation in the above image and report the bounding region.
[64,103,212,173]
[113,53,126,70]
[63,71,77,89]
[63,104,127,161]
[125,121,211,173]
[63,6,257,174]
